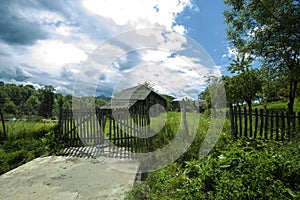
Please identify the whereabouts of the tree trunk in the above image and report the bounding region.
[288,79,297,115]
[246,100,252,112]
[0,107,7,141]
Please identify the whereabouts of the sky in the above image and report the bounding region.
[0,0,232,98]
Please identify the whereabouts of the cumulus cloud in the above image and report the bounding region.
[0,0,219,98]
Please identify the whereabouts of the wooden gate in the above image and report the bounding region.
[60,108,105,147]
[59,107,151,158]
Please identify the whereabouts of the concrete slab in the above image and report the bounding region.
[0,156,139,200]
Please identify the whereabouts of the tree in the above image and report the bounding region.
[232,69,262,111]
[224,0,300,114]
[3,101,18,115]
[199,76,226,109]
[226,53,262,110]
[223,75,241,106]
[24,95,40,115]
[39,85,55,118]
[258,63,289,102]
[62,94,73,110]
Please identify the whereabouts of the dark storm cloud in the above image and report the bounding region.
[0,0,112,46]
[0,66,29,81]
[0,1,48,45]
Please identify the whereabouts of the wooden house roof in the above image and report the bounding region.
[101,84,162,109]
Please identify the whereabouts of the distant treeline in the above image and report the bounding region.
[0,81,110,119]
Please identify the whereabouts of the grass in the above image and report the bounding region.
[0,121,58,175]
[253,98,300,112]
[125,111,300,200]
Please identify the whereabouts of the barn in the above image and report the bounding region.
[99,84,167,154]
[101,84,167,114]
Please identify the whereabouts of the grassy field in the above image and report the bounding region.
[253,98,300,112]
[126,111,300,200]
[0,121,58,175]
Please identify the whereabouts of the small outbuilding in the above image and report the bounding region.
[99,85,167,152]
[101,84,167,114]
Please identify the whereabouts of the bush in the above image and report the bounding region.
[127,136,300,199]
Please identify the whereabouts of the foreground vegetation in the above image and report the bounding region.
[0,121,59,175]
[126,112,300,199]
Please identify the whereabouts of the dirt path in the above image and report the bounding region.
[0,156,139,200]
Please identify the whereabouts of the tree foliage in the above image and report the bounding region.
[224,0,300,113]
[38,85,55,118]
[0,82,110,119]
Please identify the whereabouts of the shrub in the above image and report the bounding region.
[127,137,300,199]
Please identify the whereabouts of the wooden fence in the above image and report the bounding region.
[105,106,150,153]
[229,106,300,140]
[60,109,104,147]
[59,106,151,158]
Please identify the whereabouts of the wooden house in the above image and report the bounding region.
[101,84,167,116]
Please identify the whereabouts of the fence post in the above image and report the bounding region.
[264,109,268,139]
[244,107,248,138]
[275,111,279,141]
[281,111,285,140]
[292,112,296,134]
[259,109,264,138]
[270,110,274,139]
[234,106,238,138]
[254,108,258,138]
[229,105,236,138]
[238,106,242,137]
[287,111,291,138]
[249,107,253,138]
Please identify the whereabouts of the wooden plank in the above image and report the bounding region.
[254,108,258,138]
[244,107,247,138]
[234,106,238,138]
[90,110,94,145]
[259,109,264,138]
[275,111,279,140]
[292,112,296,134]
[126,109,130,152]
[238,106,242,138]
[130,111,133,152]
[249,107,253,138]
[281,111,285,140]
[113,111,116,145]
[287,111,291,138]
[270,110,274,139]
[95,110,100,145]
[264,109,268,139]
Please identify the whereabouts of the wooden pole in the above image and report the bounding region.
[264,109,268,139]
[182,99,189,136]
[270,111,274,139]
[275,111,279,140]
[254,108,258,138]
[259,109,264,138]
[0,107,7,141]
[244,107,247,138]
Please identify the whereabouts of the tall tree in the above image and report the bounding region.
[224,0,300,113]
[39,85,55,118]
[258,63,289,102]
[227,53,262,111]
[24,95,40,115]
